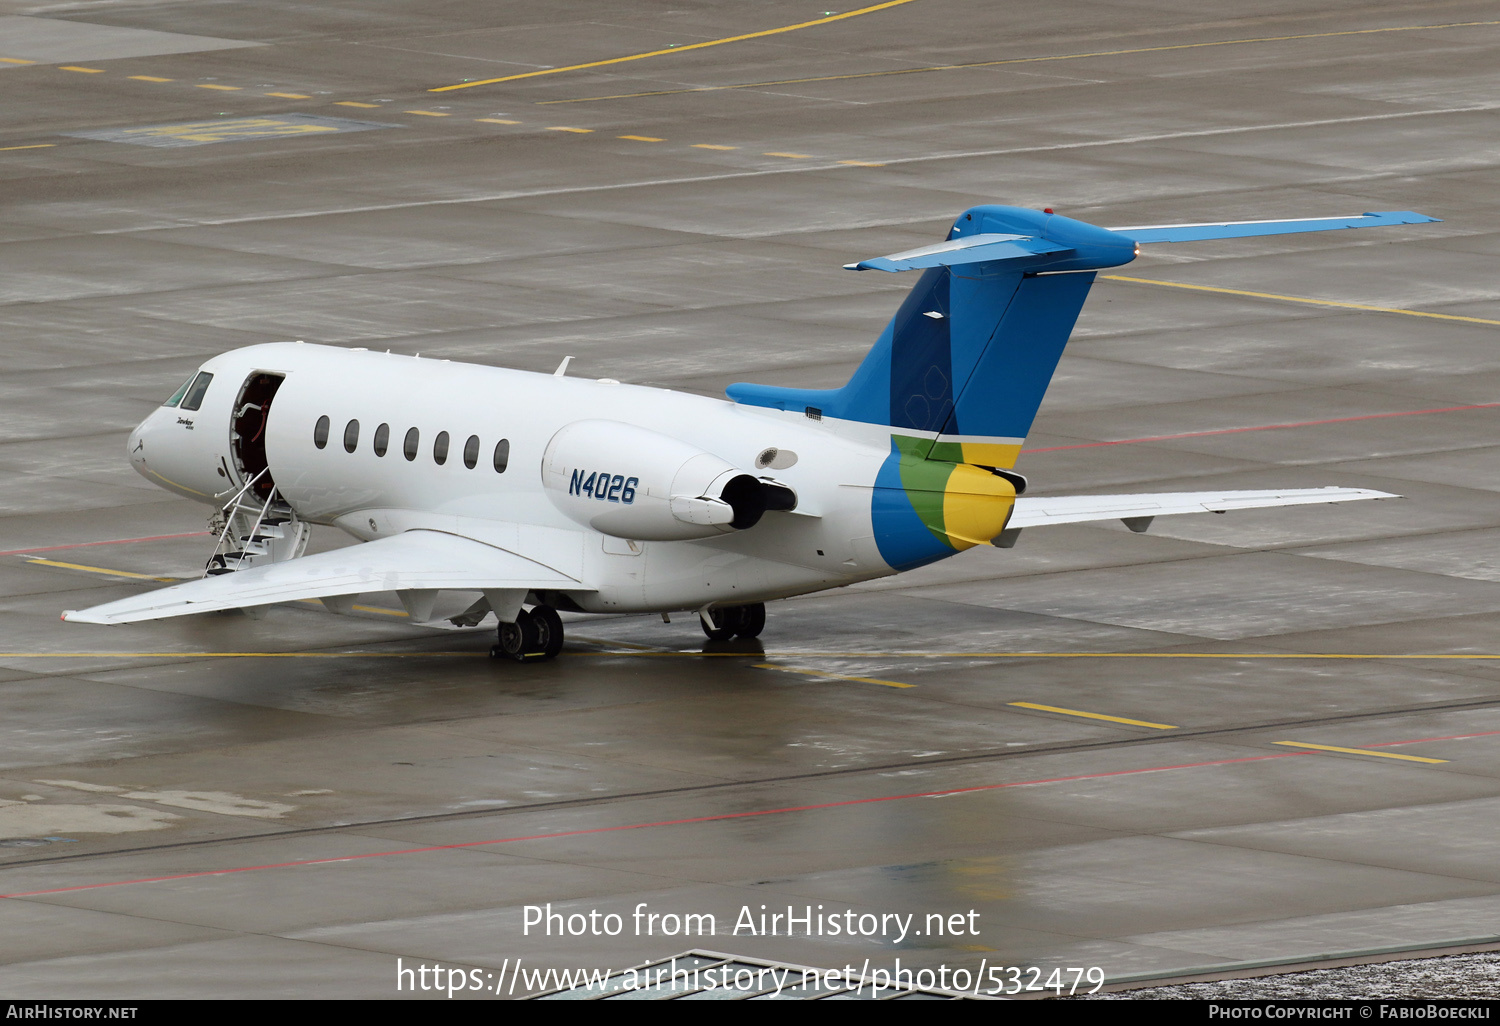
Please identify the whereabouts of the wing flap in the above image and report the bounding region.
[63,530,583,625]
[1008,487,1395,529]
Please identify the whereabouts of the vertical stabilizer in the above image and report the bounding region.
[726,205,1130,468]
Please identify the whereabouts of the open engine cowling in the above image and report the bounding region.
[542,420,795,541]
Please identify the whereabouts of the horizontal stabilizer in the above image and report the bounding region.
[63,529,582,625]
[1113,211,1438,245]
[1009,487,1395,529]
[847,233,1073,272]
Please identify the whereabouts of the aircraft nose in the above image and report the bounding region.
[127,413,155,470]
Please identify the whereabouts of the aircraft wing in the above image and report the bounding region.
[62,529,583,625]
[1008,486,1395,530]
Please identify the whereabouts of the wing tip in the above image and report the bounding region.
[61,609,116,625]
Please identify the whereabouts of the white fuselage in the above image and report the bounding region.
[128,342,901,614]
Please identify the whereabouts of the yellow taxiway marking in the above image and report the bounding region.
[547,126,592,133]
[838,160,884,167]
[476,118,521,124]
[1009,701,1177,729]
[196,83,241,91]
[336,101,380,108]
[0,143,55,152]
[618,134,663,141]
[293,598,408,618]
[431,0,919,92]
[1273,741,1448,764]
[546,19,1500,103]
[353,604,406,617]
[129,75,174,82]
[764,151,813,158]
[692,143,737,150]
[265,92,311,99]
[0,58,36,65]
[59,66,105,74]
[26,559,177,583]
[755,663,915,688]
[1103,275,1500,327]
[406,109,450,116]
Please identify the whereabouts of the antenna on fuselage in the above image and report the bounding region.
[553,356,573,377]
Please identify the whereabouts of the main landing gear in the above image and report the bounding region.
[488,601,768,662]
[491,605,564,663]
[699,602,766,641]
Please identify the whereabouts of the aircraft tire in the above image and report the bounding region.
[700,607,736,641]
[531,605,564,660]
[734,602,766,639]
[496,610,541,662]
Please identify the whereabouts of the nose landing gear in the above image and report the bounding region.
[491,605,565,663]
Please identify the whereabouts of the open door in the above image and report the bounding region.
[230,372,284,499]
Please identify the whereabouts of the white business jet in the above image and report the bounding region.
[67,205,1433,661]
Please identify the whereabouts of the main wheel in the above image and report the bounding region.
[491,607,563,663]
[700,607,736,641]
[734,602,766,639]
[494,610,540,662]
[530,605,565,660]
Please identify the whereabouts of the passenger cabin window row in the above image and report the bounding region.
[313,415,510,473]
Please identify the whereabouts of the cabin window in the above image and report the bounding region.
[343,419,359,453]
[463,434,480,469]
[403,427,419,461]
[313,415,330,449]
[163,375,195,408]
[180,372,214,412]
[493,438,510,474]
[433,431,450,466]
[373,423,390,457]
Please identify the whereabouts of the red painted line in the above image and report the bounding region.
[1022,402,1500,454]
[15,722,1490,899]
[0,532,210,557]
[0,751,1308,900]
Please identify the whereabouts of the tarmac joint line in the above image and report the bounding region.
[1102,275,1500,327]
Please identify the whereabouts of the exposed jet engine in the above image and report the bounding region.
[542,420,795,541]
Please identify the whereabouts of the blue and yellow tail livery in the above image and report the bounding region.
[728,205,1437,570]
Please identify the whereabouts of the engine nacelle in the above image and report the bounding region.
[542,420,795,541]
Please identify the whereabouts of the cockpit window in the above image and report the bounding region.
[179,372,214,412]
[163,375,195,408]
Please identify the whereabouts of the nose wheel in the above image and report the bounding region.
[699,602,766,641]
[491,605,565,663]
